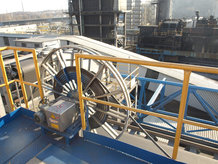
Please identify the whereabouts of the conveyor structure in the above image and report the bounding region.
[0,40,218,163]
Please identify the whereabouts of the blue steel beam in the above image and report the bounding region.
[150,90,182,111]
[136,77,218,125]
[192,91,218,124]
[135,76,218,143]
[193,90,218,116]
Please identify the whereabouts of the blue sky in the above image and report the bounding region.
[0,0,217,17]
[0,0,68,14]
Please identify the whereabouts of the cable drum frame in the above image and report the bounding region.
[40,45,131,139]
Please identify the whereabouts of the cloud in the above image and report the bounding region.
[173,0,217,18]
[0,0,68,14]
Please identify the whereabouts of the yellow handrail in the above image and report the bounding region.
[13,49,29,108]
[74,53,218,160]
[75,54,218,74]
[0,46,44,110]
[0,53,15,110]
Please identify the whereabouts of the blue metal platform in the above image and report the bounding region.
[0,108,183,164]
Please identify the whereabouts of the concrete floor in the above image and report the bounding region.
[119,132,218,164]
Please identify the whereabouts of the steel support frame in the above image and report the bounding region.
[138,78,218,142]
[137,77,218,126]
[136,76,218,146]
[75,53,218,160]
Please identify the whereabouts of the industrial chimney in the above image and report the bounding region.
[156,0,172,24]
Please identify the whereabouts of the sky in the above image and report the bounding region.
[0,0,68,14]
[173,0,218,18]
[0,0,217,17]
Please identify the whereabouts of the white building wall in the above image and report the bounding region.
[126,0,143,30]
[126,0,157,29]
[0,93,6,117]
[114,0,127,11]
[0,35,32,46]
[0,24,37,34]
[8,37,16,46]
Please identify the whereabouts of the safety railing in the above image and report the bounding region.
[75,53,218,160]
[133,76,218,144]
[135,77,218,125]
[0,47,44,111]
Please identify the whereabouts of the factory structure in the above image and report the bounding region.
[68,0,127,46]
[0,0,174,46]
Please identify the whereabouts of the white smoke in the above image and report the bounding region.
[172,0,218,18]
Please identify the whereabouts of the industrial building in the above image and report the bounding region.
[68,0,127,46]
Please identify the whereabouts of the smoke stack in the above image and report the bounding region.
[195,10,200,21]
[156,0,172,24]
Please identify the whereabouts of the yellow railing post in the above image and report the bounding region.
[32,49,44,102]
[0,53,15,111]
[13,50,29,109]
[75,55,86,130]
[172,71,191,159]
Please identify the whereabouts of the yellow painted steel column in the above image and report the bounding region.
[13,50,29,109]
[0,53,15,111]
[32,49,44,102]
[172,71,191,159]
[75,55,86,130]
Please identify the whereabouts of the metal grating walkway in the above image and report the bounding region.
[143,115,218,142]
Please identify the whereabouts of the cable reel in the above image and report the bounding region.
[39,45,132,139]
